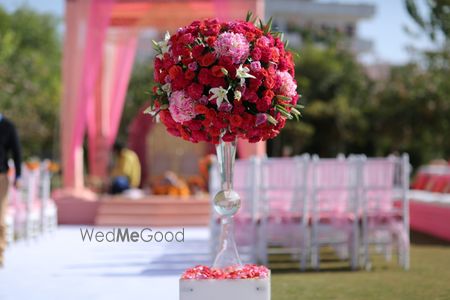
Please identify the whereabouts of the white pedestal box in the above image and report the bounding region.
[179,277,271,300]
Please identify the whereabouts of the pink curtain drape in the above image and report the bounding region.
[62,0,115,188]
[87,28,138,179]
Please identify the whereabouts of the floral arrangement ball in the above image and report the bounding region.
[148,16,302,144]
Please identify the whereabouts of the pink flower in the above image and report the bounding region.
[214,32,250,64]
[188,61,198,71]
[276,71,297,98]
[256,113,268,126]
[250,61,261,72]
[168,90,197,123]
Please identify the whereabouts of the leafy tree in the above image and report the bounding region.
[269,43,373,157]
[0,6,61,159]
[370,58,450,166]
[405,0,450,42]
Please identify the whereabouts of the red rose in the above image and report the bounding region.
[209,77,226,88]
[160,110,177,127]
[195,104,209,114]
[209,126,221,137]
[243,90,258,103]
[263,89,275,100]
[270,47,280,63]
[198,68,212,85]
[191,130,208,142]
[205,108,217,120]
[264,76,275,89]
[168,65,183,80]
[185,120,202,131]
[167,127,181,137]
[171,76,189,90]
[251,48,262,61]
[192,45,205,59]
[179,33,194,45]
[207,36,217,46]
[232,103,245,114]
[260,47,271,63]
[200,52,216,67]
[230,115,243,127]
[187,83,204,100]
[222,132,236,142]
[211,65,226,77]
[249,78,262,91]
[181,57,194,66]
[256,98,270,112]
[185,70,196,81]
[245,32,256,42]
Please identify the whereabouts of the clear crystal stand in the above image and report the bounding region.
[212,137,242,268]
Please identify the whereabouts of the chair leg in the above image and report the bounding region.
[300,226,310,271]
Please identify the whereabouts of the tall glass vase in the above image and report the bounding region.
[212,137,242,268]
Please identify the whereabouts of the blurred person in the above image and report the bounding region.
[0,113,22,267]
[110,142,141,194]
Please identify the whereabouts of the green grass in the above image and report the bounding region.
[271,232,450,300]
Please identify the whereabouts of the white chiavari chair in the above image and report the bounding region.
[258,154,310,270]
[360,154,410,270]
[310,155,360,270]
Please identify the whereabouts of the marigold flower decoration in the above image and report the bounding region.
[146,12,303,144]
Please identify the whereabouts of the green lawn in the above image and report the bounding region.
[271,232,450,300]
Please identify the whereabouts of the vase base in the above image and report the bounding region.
[180,276,271,300]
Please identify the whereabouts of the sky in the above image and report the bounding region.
[0,0,435,65]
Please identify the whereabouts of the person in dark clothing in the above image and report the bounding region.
[0,114,22,267]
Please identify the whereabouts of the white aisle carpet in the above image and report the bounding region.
[0,226,211,300]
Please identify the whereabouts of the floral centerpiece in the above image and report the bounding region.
[147,12,301,300]
[147,13,301,143]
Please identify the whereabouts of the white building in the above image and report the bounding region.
[266,0,375,53]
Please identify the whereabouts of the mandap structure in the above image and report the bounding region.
[60,0,266,190]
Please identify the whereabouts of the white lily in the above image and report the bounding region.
[155,31,171,59]
[236,64,256,86]
[234,90,242,101]
[209,86,229,108]
[161,83,171,95]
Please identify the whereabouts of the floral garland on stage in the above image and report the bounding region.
[147,13,302,144]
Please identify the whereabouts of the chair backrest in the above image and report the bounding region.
[311,155,359,215]
[360,157,396,212]
[260,155,310,217]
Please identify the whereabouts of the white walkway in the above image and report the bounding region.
[0,226,211,300]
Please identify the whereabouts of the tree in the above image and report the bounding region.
[405,0,450,42]
[0,6,61,159]
[269,43,373,157]
[370,59,450,166]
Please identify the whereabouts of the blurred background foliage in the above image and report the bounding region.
[0,6,61,159]
[0,1,449,169]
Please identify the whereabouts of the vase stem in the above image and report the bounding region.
[212,138,242,268]
[216,139,236,191]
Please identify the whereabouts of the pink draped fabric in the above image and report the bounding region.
[87,29,138,178]
[61,0,115,188]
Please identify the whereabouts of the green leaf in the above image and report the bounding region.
[276,95,292,101]
[266,114,278,125]
[246,11,253,22]
[151,40,161,53]
[265,17,273,34]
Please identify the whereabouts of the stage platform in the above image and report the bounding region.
[53,189,210,226]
